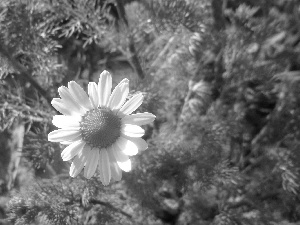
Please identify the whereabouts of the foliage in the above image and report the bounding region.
[0,0,300,225]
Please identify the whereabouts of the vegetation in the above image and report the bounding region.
[0,0,300,224]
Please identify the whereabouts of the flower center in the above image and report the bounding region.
[80,107,121,149]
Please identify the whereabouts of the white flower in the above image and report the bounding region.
[48,70,155,185]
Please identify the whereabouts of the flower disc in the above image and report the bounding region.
[80,108,121,149]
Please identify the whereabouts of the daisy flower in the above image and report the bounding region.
[48,71,155,185]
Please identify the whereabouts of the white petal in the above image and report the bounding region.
[61,140,85,161]
[107,151,122,181]
[52,115,81,128]
[98,70,112,107]
[118,93,143,116]
[110,144,129,162]
[60,135,82,144]
[110,162,122,181]
[121,124,145,137]
[60,141,73,145]
[117,159,131,172]
[99,149,111,185]
[48,129,81,142]
[84,149,99,179]
[115,137,138,156]
[70,145,90,177]
[107,149,116,161]
[68,81,93,110]
[122,112,156,126]
[88,82,99,108]
[51,98,81,116]
[108,79,129,111]
[58,86,85,114]
[122,136,148,151]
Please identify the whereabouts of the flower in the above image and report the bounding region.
[48,70,155,185]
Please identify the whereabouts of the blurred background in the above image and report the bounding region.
[0,0,300,224]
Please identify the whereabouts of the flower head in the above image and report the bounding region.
[48,71,155,185]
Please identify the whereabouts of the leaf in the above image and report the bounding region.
[273,71,300,82]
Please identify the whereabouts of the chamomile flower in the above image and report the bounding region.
[48,71,155,185]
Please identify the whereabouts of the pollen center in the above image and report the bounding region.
[80,108,121,149]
